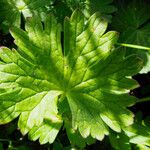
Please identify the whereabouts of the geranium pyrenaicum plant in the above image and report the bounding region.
[0,10,143,145]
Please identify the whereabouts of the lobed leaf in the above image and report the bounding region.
[0,10,143,145]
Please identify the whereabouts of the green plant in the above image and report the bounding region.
[0,0,150,149]
[0,9,143,147]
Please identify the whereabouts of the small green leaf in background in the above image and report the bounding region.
[124,123,150,147]
[112,0,150,73]
[83,0,117,20]
[0,0,53,32]
[62,0,117,20]
[109,131,131,150]
[109,112,150,150]
[0,10,143,147]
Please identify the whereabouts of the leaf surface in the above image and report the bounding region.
[0,10,143,145]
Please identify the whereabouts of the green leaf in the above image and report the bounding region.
[124,123,150,147]
[136,144,150,150]
[62,0,116,20]
[0,10,143,145]
[0,0,53,32]
[49,1,72,24]
[109,113,150,150]
[112,0,150,73]
[83,0,117,20]
[109,124,150,150]
[109,131,131,150]
[109,122,150,150]
[0,14,63,144]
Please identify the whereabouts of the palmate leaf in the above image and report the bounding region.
[0,0,53,32]
[0,10,143,145]
[112,0,150,73]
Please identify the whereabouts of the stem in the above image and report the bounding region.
[137,97,150,103]
[116,43,150,51]
[0,138,10,142]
